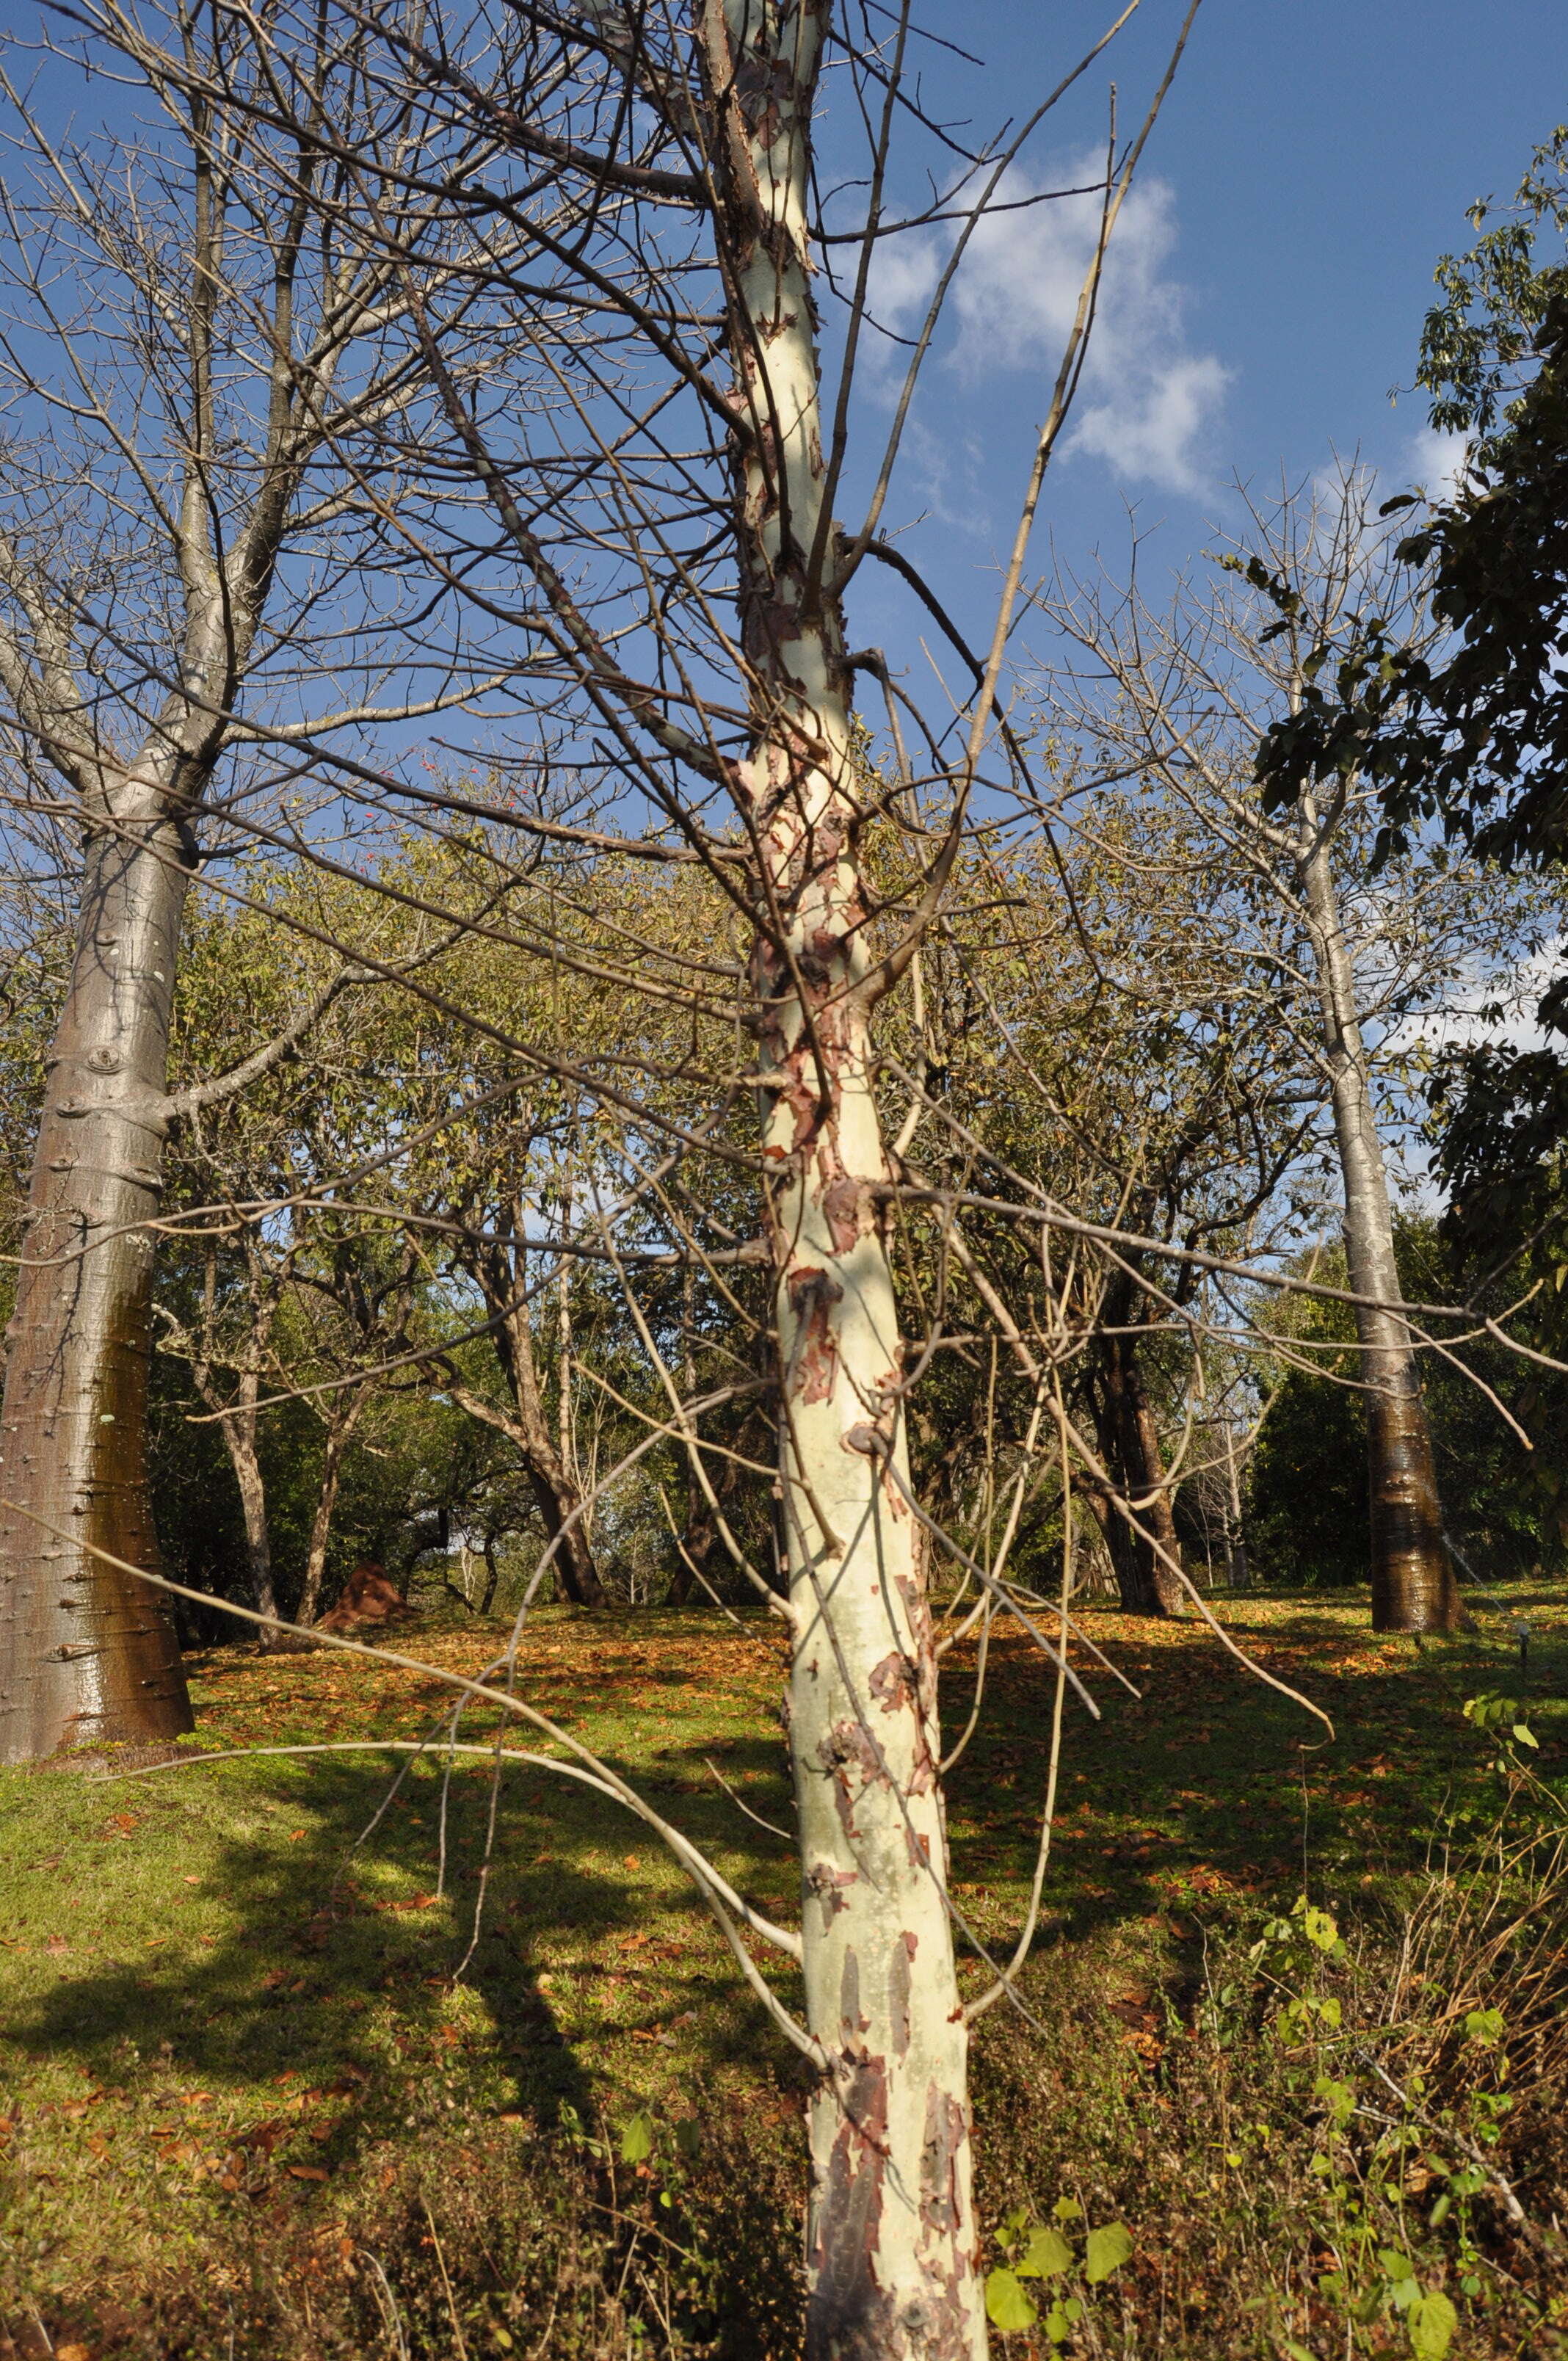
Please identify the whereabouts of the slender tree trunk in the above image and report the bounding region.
[1086,1276,1186,1617]
[479,1536,501,1615]
[219,1370,280,1647]
[0,824,193,1759]
[1297,820,1460,1632]
[701,4,984,2347]
[1223,1418,1249,1589]
[476,1227,606,1609]
[294,1394,362,1628]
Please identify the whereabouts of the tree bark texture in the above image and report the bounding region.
[1296,821,1460,1632]
[701,4,985,2349]
[0,826,193,1758]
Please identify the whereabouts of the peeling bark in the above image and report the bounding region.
[698,3,985,2349]
[0,825,193,1758]
[1297,819,1460,1633]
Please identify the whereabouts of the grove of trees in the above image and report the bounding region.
[1,8,1564,2356]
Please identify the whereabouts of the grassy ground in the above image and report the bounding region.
[2,1584,1567,2359]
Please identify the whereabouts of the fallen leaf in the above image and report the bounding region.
[288,2164,329,2181]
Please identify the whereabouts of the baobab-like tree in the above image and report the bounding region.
[0,4,504,1756]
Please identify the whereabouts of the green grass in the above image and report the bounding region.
[2,1587,1567,2357]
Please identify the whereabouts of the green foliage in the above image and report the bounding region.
[985,2204,1130,2339]
[1248,1218,1568,1586]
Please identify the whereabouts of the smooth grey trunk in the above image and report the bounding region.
[1296,810,1460,1632]
[0,822,194,1758]
[700,2,985,2348]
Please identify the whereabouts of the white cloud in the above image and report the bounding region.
[1403,424,1470,502]
[868,162,1231,496]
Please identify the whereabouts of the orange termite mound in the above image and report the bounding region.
[316,1563,412,1633]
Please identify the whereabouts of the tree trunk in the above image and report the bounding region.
[294,1395,361,1628]
[1223,1418,1249,1589]
[700,4,984,2348]
[1297,819,1460,1632]
[1085,1278,1187,1617]
[479,1233,605,1609]
[0,824,194,1759]
[219,1369,280,1647]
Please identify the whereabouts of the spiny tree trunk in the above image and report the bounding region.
[702,3,984,2348]
[0,823,193,1758]
[1298,821,1460,1632]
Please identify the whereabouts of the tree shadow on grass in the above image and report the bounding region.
[5,1722,805,2149]
[948,1595,1568,1968]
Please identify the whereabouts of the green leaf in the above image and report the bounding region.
[619,2110,655,2164]
[1408,2290,1458,2360]
[1284,2343,1318,2361]
[1016,2226,1073,2280]
[1084,2223,1133,2283]
[1511,1723,1539,1747]
[1303,1905,1339,1952]
[1464,2008,1505,2045]
[1379,2249,1415,2281]
[1053,2196,1084,2222]
[984,2268,1038,2333]
[1313,2074,1356,2126]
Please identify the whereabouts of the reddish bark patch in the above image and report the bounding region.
[818,1715,886,1842]
[918,2085,968,2241]
[807,1861,858,1923]
[819,1173,863,1253]
[807,2059,896,2361]
[868,1650,918,1716]
[839,1948,871,2040]
[890,1931,916,2060]
[788,1265,843,1403]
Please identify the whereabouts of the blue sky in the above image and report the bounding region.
[836,0,1568,660]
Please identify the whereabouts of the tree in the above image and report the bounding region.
[171,0,1207,2340]
[0,3,493,1756]
[1039,478,1545,1626]
[1255,134,1568,1373]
